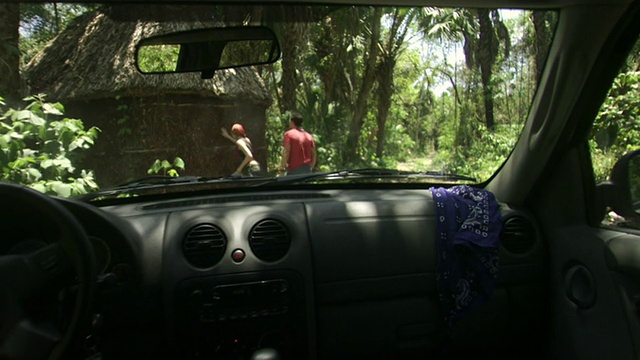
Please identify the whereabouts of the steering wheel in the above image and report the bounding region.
[0,183,96,359]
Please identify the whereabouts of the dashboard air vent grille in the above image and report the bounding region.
[501,215,536,254]
[183,224,227,268]
[249,219,291,262]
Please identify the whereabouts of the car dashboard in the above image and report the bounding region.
[4,188,548,359]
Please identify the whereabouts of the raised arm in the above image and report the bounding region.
[220,127,236,144]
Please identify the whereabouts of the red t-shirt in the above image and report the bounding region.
[283,128,315,171]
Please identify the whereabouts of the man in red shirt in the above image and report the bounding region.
[278,112,316,175]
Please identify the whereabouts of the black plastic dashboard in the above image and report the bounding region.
[38,188,548,359]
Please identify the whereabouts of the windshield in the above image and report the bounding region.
[0,3,557,198]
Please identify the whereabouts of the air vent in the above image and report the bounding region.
[501,215,537,254]
[249,219,291,262]
[183,224,227,268]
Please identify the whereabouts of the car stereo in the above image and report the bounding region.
[197,279,290,322]
[171,271,308,359]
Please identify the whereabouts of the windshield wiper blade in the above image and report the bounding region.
[417,171,477,182]
[78,174,274,201]
[348,168,477,182]
[76,175,210,201]
[254,168,476,186]
[341,168,476,181]
[113,175,207,188]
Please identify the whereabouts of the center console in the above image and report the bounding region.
[171,271,308,359]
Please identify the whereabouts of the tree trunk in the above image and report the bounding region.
[344,7,382,164]
[532,11,552,84]
[279,7,308,113]
[477,8,496,130]
[374,8,414,160]
[375,57,394,160]
[280,24,298,113]
[0,3,21,105]
[482,83,495,130]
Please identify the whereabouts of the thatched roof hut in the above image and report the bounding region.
[25,6,273,186]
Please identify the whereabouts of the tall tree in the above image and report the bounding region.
[419,7,472,135]
[375,8,416,159]
[344,7,382,164]
[0,3,21,104]
[278,6,310,113]
[476,9,510,130]
[531,11,554,83]
[422,8,510,130]
[531,11,554,82]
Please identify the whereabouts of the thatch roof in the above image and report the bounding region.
[25,6,272,105]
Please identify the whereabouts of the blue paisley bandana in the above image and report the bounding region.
[430,185,502,326]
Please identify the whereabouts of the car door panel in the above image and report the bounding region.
[549,225,637,360]
[606,233,640,358]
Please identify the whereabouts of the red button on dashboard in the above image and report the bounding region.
[231,249,245,263]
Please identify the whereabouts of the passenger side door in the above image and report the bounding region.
[532,12,640,359]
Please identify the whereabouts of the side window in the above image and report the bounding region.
[590,36,640,227]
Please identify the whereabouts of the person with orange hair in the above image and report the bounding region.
[221,123,261,177]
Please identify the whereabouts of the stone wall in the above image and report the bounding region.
[67,94,268,187]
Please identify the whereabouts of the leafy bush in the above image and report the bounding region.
[137,44,180,73]
[0,94,100,197]
[591,71,640,182]
[147,157,185,177]
[314,135,340,172]
[434,122,523,180]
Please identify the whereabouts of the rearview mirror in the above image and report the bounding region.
[135,26,281,78]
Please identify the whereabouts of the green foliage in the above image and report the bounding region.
[265,108,288,171]
[589,140,619,183]
[358,111,416,168]
[313,134,341,172]
[591,71,640,182]
[20,4,96,65]
[257,7,546,179]
[434,122,523,180]
[136,44,179,73]
[0,94,100,197]
[220,39,277,68]
[147,157,185,177]
[115,95,132,137]
[15,6,558,183]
